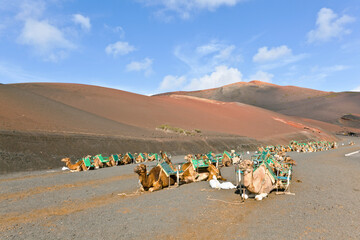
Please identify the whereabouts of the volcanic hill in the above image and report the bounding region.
[0,82,350,173]
[157,80,360,128]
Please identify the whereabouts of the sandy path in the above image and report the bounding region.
[0,138,359,239]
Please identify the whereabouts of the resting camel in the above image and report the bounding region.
[134,164,175,192]
[61,158,87,172]
[182,154,226,183]
[121,153,133,165]
[135,153,147,163]
[147,153,157,162]
[108,155,117,167]
[239,159,277,201]
[222,154,232,167]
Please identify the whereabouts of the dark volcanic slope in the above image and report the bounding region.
[278,92,360,127]
[157,81,329,111]
[159,81,360,128]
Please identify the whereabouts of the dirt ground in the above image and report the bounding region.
[0,137,359,239]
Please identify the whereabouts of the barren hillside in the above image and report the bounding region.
[158,81,360,128]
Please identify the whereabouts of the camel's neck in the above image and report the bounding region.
[138,172,152,188]
[243,166,264,194]
[165,158,176,171]
[243,170,256,193]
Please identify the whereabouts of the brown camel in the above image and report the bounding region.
[108,155,117,167]
[134,164,175,192]
[61,158,87,172]
[147,155,156,161]
[135,153,147,163]
[239,159,277,200]
[121,153,133,165]
[181,155,226,183]
[283,156,297,165]
[222,154,232,167]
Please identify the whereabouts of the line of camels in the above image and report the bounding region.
[61,152,161,172]
[61,140,340,200]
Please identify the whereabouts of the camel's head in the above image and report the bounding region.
[239,159,253,174]
[61,158,70,162]
[134,164,147,175]
[184,154,192,161]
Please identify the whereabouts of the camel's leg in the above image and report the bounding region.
[149,182,163,192]
[255,193,268,201]
[81,163,88,171]
[196,173,209,182]
[217,175,227,181]
[241,193,249,199]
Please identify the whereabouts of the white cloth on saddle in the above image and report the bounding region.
[62,166,69,171]
[209,176,236,189]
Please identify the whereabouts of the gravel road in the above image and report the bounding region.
[0,137,359,240]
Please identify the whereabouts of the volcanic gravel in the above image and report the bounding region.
[0,137,359,239]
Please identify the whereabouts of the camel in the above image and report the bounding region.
[134,164,175,192]
[182,154,226,183]
[147,153,159,162]
[283,156,297,165]
[135,153,147,163]
[82,155,102,169]
[239,159,277,200]
[121,153,133,165]
[115,154,123,165]
[222,153,232,167]
[108,155,118,167]
[61,158,87,172]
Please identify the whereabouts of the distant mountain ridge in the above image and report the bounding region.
[158,81,360,128]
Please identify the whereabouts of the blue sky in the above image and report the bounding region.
[0,0,360,95]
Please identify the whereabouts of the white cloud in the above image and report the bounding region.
[253,45,292,62]
[249,70,274,83]
[138,0,245,19]
[307,8,355,43]
[253,45,308,70]
[15,0,46,20]
[352,86,360,92]
[196,41,223,55]
[18,18,75,61]
[72,14,91,31]
[159,75,187,91]
[184,65,242,90]
[174,40,241,76]
[105,41,136,57]
[126,58,153,76]
[158,40,242,91]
